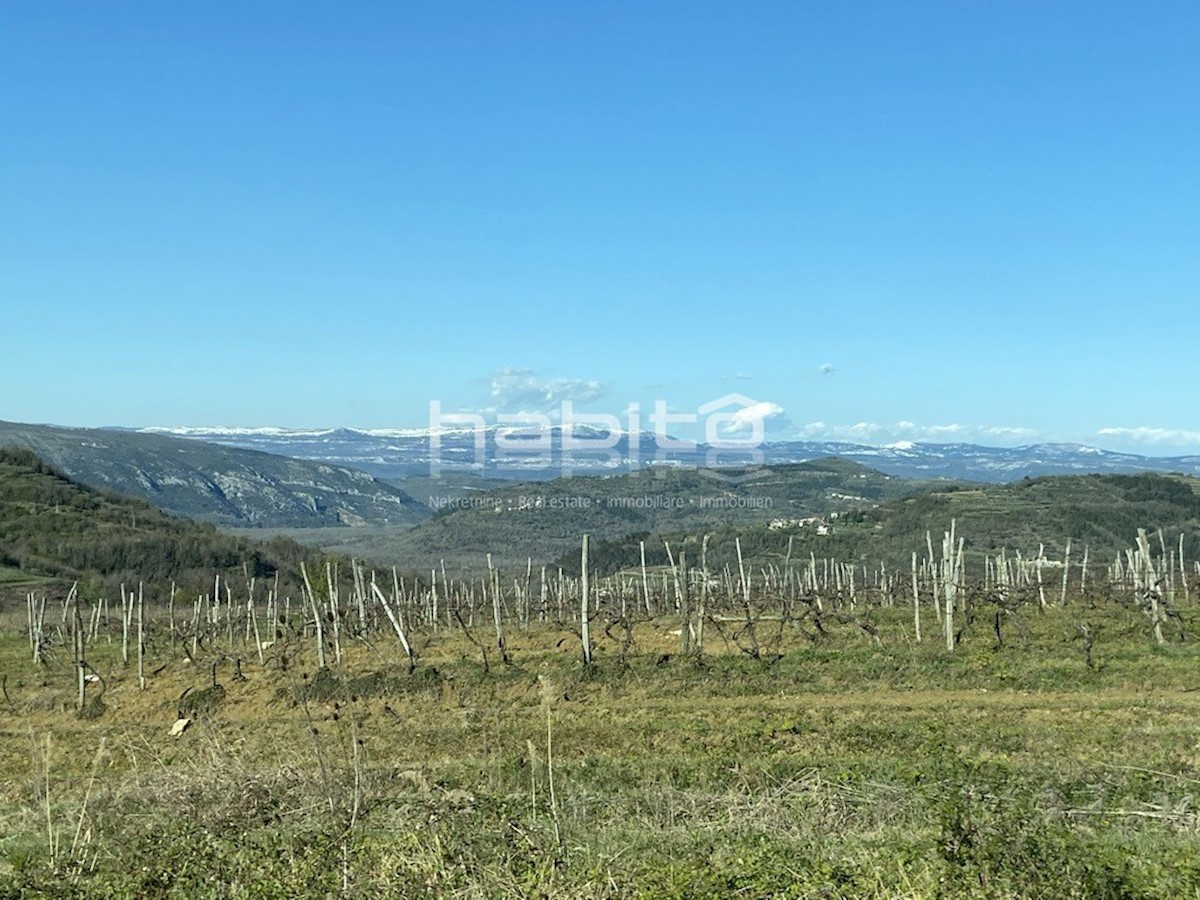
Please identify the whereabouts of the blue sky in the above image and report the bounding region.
[3,2,1198,452]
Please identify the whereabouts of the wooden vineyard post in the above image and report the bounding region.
[168,582,176,655]
[942,521,962,652]
[137,583,146,690]
[1136,529,1166,645]
[67,585,85,714]
[926,532,942,624]
[664,541,682,613]
[1181,534,1190,604]
[430,567,440,630]
[191,595,201,661]
[524,557,533,629]
[120,584,130,666]
[912,551,921,644]
[1060,540,1072,607]
[696,534,709,655]
[29,593,47,665]
[371,582,416,673]
[581,535,592,668]
[678,550,691,654]
[784,536,794,601]
[326,562,342,666]
[251,593,264,665]
[640,540,651,616]
[27,594,34,663]
[487,554,507,663]
[736,538,751,608]
[735,538,759,658]
[300,562,326,669]
[437,560,449,629]
[540,566,548,625]
[1035,544,1047,609]
[354,560,368,633]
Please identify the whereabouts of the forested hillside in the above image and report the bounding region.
[568,471,1200,576]
[0,447,330,594]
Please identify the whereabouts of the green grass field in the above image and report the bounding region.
[0,567,48,589]
[2,594,1200,898]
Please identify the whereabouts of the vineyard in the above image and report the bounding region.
[3,524,1200,897]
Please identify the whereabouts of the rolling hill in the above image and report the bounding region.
[377,458,930,570]
[577,471,1200,577]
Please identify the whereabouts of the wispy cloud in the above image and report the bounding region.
[489,368,608,410]
[789,421,1039,445]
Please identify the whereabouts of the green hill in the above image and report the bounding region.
[0,447,333,596]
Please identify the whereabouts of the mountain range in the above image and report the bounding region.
[136,425,1200,483]
[5,418,1199,580]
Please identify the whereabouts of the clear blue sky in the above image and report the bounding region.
[3,2,1198,451]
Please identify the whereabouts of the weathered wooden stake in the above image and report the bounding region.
[697,534,709,654]
[911,551,921,644]
[1060,539,1072,606]
[678,549,691,654]
[371,582,416,673]
[136,583,146,690]
[487,554,507,662]
[581,535,592,668]
[640,540,651,616]
[300,562,326,669]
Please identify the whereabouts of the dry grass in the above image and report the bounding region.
[2,602,1200,896]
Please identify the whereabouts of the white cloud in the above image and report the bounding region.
[817,363,836,376]
[792,421,883,440]
[1097,427,1200,447]
[488,368,608,410]
[721,401,789,435]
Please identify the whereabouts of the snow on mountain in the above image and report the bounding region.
[133,426,1200,483]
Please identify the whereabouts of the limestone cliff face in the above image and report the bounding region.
[0,421,430,527]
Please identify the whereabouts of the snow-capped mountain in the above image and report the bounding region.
[134,426,1200,483]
